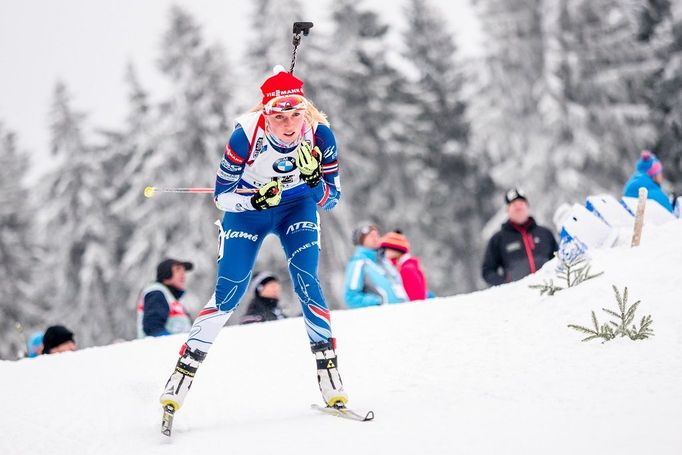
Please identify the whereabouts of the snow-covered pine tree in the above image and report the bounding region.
[0,123,43,359]
[37,82,115,347]
[99,63,160,339]
[315,0,449,300]
[320,1,415,230]
[532,0,608,209]
[401,0,495,293]
[246,0,304,80]
[470,0,561,221]
[481,0,630,224]
[559,0,659,186]
[472,0,662,242]
[638,0,682,184]
[122,6,234,315]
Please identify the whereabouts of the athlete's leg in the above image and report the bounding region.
[276,199,332,344]
[161,211,270,411]
[275,198,347,407]
[185,210,269,352]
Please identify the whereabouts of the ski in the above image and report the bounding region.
[161,404,176,437]
[311,403,374,422]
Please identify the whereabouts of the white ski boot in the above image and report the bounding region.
[160,343,207,412]
[312,339,348,407]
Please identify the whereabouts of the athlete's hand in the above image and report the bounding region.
[296,141,322,187]
[251,180,282,210]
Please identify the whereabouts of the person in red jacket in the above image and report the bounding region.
[379,231,429,301]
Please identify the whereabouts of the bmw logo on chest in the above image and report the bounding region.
[273,157,297,173]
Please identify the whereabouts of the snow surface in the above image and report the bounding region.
[2,220,681,455]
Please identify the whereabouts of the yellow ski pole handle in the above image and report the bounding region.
[143,186,258,198]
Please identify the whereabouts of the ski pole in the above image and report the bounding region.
[290,22,314,74]
[143,186,257,198]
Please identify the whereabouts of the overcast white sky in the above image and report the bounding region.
[0,0,481,166]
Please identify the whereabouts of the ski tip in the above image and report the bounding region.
[311,403,375,422]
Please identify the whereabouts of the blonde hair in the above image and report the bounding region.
[249,98,330,127]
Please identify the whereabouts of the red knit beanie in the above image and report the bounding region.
[260,66,305,106]
[380,231,410,254]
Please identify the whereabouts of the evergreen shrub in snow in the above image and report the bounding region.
[530,253,603,296]
[568,285,654,343]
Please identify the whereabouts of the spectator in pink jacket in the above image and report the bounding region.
[379,231,429,301]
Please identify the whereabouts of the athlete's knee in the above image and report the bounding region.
[214,273,251,312]
[290,264,324,301]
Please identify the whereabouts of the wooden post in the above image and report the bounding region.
[631,187,648,247]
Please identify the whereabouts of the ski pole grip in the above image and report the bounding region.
[293,22,314,36]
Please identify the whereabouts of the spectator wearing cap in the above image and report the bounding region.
[343,222,408,309]
[136,258,194,338]
[42,325,76,354]
[623,150,674,213]
[379,231,429,301]
[240,271,287,324]
[482,189,558,286]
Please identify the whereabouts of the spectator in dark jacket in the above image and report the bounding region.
[137,258,194,338]
[482,188,558,286]
[240,271,286,324]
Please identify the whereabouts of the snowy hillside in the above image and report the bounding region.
[2,220,681,455]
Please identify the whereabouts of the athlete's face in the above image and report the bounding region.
[266,110,305,143]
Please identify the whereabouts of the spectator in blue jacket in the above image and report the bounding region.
[137,258,194,338]
[26,331,44,357]
[623,150,674,213]
[343,222,408,308]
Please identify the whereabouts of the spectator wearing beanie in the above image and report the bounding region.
[379,231,429,301]
[623,150,674,213]
[240,271,287,324]
[42,325,76,354]
[136,258,194,338]
[482,188,558,286]
[343,222,408,308]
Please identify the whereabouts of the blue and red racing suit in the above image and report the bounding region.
[184,111,341,352]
